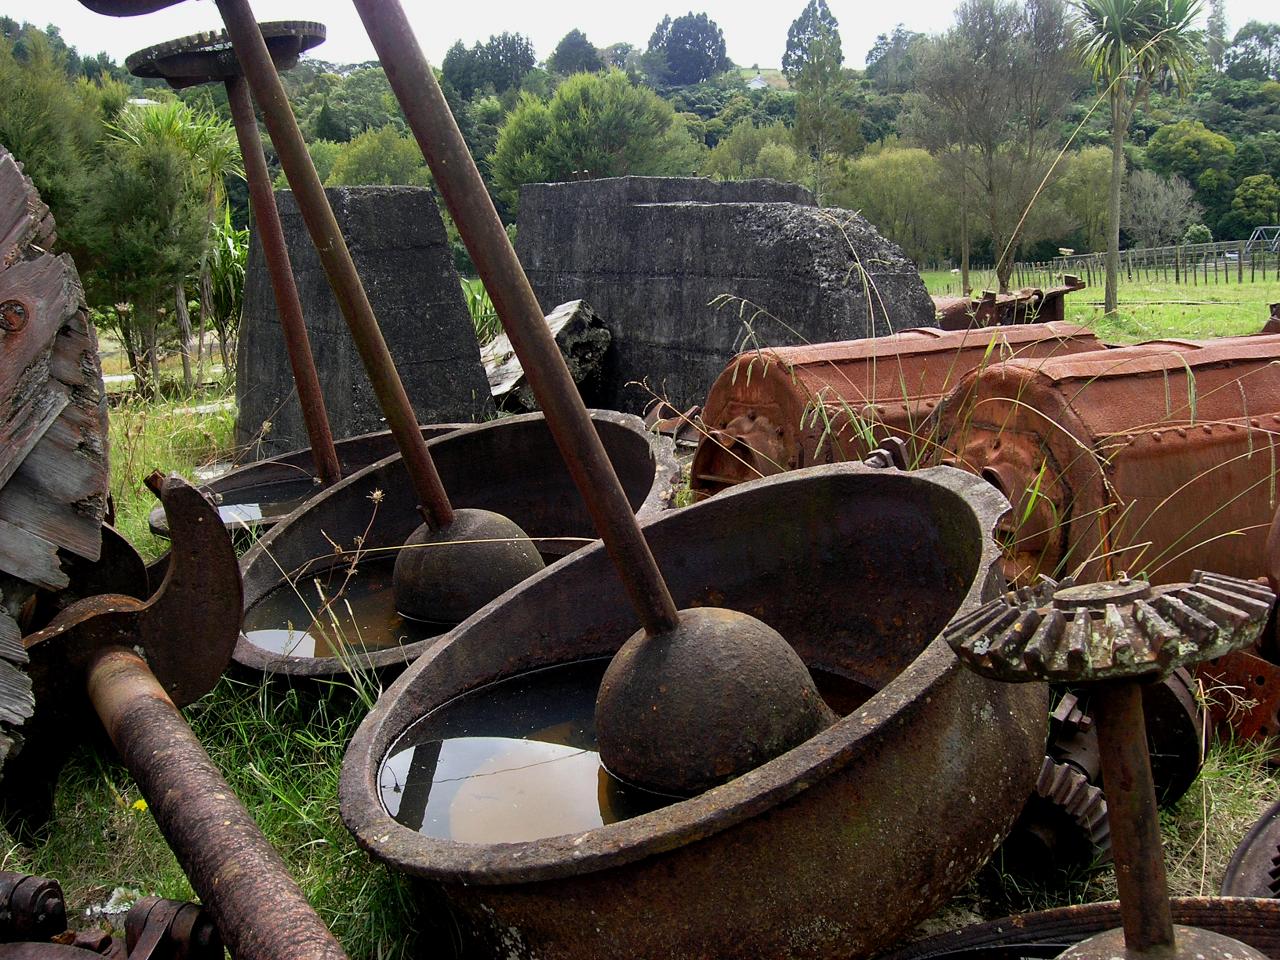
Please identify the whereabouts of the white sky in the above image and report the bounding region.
[3,0,1276,73]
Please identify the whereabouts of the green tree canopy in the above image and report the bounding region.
[548,29,604,75]
[701,121,807,182]
[490,70,702,211]
[1230,173,1280,228]
[1224,21,1280,82]
[325,124,431,187]
[648,13,729,85]
[865,25,925,92]
[782,0,841,80]
[1147,119,1235,183]
[792,24,861,203]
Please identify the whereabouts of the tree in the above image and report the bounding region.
[1074,0,1203,314]
[442,40,484,99]
[1123,169,1201,245]
[1231,173,1280,229]
[648,13,729,86]
[1147,119,1235,182]
[601,42,636,69]
[783,0,841,81]
[793,25,860,204]
[1224,21,1280,81]
[1053,146,1113,251]
[483,32,537,93]
[1206,0,1227,68]
[548,29,603,75]
[865,26,926,93]
[701,121,808,182]
[325,124,431,187]
[490,71,702,212]
[913,0,1080,291]
[78,118,209,396]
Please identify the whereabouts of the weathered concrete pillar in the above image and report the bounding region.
[516,176,936,413]
[236,185,492,457]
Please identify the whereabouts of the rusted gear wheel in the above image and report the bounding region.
[1221,795,1280,898]
[1000,756,1110,878]
[125,21,326,87]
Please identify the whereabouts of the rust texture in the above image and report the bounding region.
[16,477,346,960]
[124,896,222,960]
[1221,794,1280,898]
[213,0,454,531]
[933,333,1280,586]
[340,463,1047,959]
[0,872,65,943]
[931,275,1086,330]
[235,410,678,680]
[352,0,683,635]
[948,573,1274,960]
[690,322,1100,499]
[877,898,1280,960]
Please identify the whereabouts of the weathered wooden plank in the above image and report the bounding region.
[0,144,109,585]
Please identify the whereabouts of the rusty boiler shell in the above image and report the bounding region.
[932,333,1280,586]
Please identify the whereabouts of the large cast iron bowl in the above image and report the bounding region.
[235,410,678,679]
[339,463,1049,960]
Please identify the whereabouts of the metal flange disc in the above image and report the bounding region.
[126,21,326,87]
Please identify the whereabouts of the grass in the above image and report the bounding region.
[920,269,1280,343]
[7,276,1280,956]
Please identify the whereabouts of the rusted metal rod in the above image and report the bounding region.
[226,74,341,486]
[351,0,679,635]
[215,0,454,530]
[1090,681,1176,953]
[86,645,347,960]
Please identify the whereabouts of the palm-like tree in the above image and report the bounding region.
[111,100,243,389]
[1073,0,1202,315]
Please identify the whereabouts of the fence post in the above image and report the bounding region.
[1239,240,1245,283]
[1174,246,1180,284]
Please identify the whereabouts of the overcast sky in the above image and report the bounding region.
[4,0,1277,73]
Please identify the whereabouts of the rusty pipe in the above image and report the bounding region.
[215,0,453,530]
[1092,681,1176,954]
[226,74,341,486]
[86,645,348,960]
[350,0,679,635]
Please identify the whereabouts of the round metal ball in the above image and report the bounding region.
[595,606,835,797]
[392,508,545,624]
[1057,925,1267,960]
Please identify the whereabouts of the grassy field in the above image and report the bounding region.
[4,275,1280,957]
[920,269,1280,343]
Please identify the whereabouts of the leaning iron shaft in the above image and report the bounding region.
[86,646,348,960]
[1093,681,1177,954]
[225,74,341,486]
[216,0,454,529]
[350,0,680,634]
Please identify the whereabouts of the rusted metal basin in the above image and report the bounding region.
[147,423,465,538]
[932,334,1280,586]
[236,411,677,679]
[339,463,1048,960]
[690,322,1100,499]
[931,275,1086,330]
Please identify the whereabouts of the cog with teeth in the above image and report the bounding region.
[944,572,1275,684]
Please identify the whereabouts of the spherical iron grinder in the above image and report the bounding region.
[349,0,833,796]
[945,572,1276,960]
[14,475,347,960]
[88,0,546,625]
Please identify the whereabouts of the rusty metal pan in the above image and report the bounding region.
[235,410,677,680]
[339,462,1047,959]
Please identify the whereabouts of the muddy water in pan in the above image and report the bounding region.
[378,658,875,844]
[241,557,447,658]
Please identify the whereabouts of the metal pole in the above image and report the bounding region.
[1092,681,1176,954]
[215,0,454,530]
[351,0,679,635]
[225,74,341,486]
[87,646,348,960]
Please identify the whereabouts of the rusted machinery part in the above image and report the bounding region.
[124,897,221,960]
[944,573,1274,683]
[999,756,1110,877]
[689,321,1100,500]
[126,22,325,87]
[932,334,1280,587]
[1197,645,1280,742]
[932,276,1086,331]
[873,898,1280,960]
[0,872,65,943]
[74,0,184,14]
[21,526,147,634]
[1221,795,1280,898]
